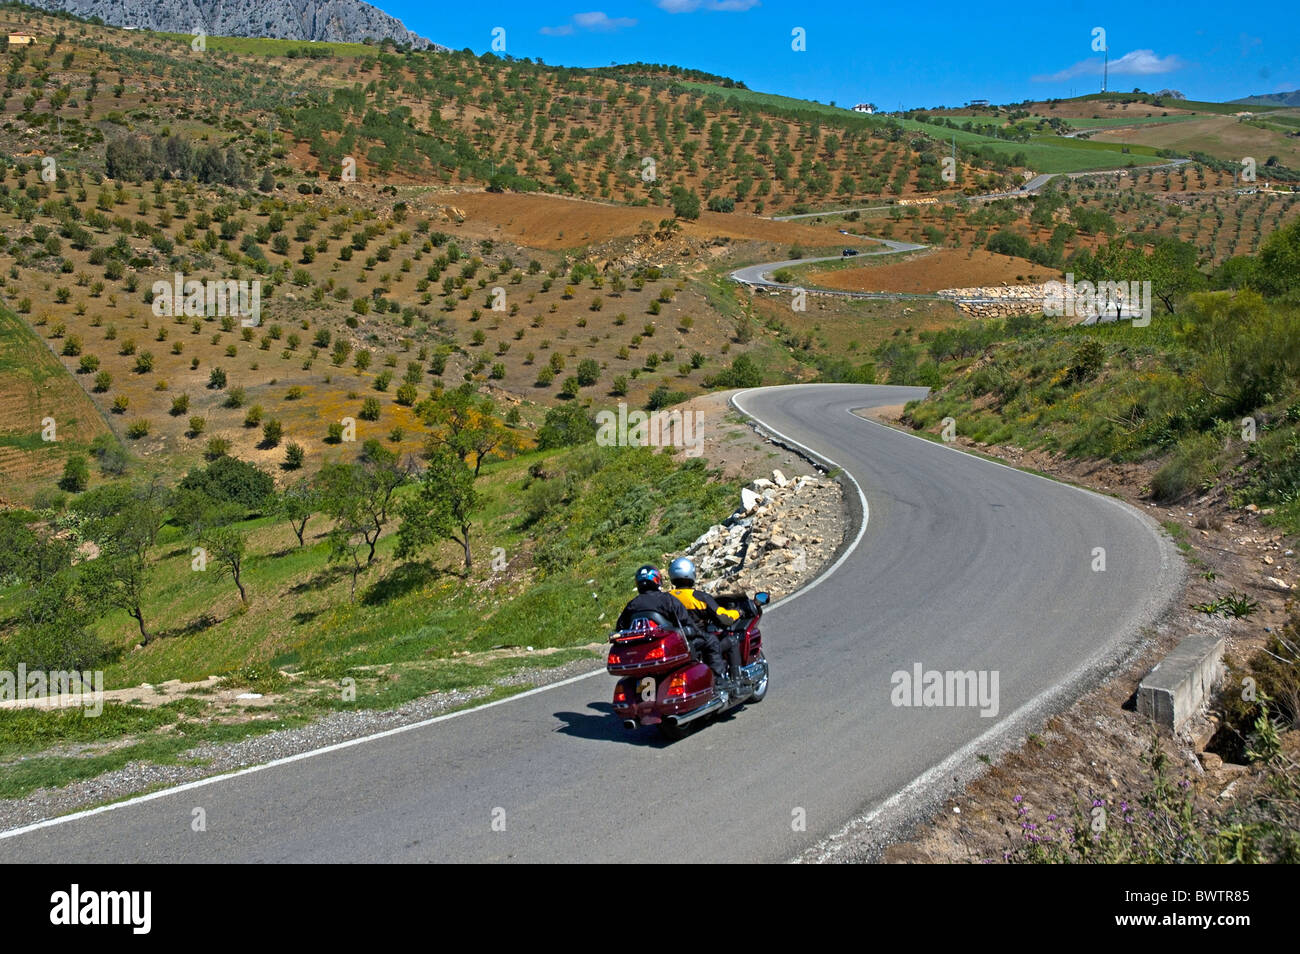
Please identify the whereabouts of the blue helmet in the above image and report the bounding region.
[635,564,664,593]
[668,557,696,587]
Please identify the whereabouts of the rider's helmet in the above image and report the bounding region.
[635,564,664,593]
[668,556,696,588]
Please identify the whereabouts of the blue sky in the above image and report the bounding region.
[381,0,1299,108]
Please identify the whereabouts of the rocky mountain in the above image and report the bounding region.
[25,0,443,50]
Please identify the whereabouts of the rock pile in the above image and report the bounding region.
[937,283,1053,319]
[681,468,845,601]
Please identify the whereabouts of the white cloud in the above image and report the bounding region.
[574,11,637,30]
[1033,49,1187,83]
[657,0,760,12]
[542,11,637,35]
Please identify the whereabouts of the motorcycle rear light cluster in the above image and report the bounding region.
[665,673,687,698]
[613,686,627,704]
[608,652,621,664]
[646,644,665,660]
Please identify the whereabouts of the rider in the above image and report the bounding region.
[667,557,741,687]
[615,564,692,634]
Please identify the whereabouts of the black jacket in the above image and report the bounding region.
[616,589,691,632]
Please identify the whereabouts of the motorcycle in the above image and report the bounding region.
[607,591,770,741]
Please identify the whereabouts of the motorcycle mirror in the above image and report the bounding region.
[754,592,769,605]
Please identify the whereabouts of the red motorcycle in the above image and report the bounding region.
[608,591,770,741]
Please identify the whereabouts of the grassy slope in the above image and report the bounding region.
[0,305,115,499]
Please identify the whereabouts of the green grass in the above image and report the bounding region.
[892,118,1168,173]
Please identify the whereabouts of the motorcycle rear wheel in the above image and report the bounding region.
[746,652,769,702]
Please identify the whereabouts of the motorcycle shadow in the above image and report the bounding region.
[552,703,680,748]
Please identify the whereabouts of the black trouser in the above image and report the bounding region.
[692,631,726,679]
[718,633,742,676]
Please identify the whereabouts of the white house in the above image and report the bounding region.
[852,102,876,114]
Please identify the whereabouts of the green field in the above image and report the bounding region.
[892,118,1168,173]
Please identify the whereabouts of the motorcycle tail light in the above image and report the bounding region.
[613,685,627,704]
[608,652,620,665]
[646,644,665,660]
[666,673,687,698]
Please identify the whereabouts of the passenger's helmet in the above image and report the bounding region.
[635,564,664,593]
[668,556,696,587]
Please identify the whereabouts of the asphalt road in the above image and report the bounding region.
[2,384,1180,862]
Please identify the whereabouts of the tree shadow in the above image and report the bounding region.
[150,612,221,642]
[361,561,448,606]
[289,565,349,594]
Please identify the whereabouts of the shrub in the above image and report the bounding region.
[125,419,150,439]
[178,455,274,510]
[283,442,304,469]
[260,418,283,447]
[59,455,89,492]
[537,404,596,449]
[646,386,686,411]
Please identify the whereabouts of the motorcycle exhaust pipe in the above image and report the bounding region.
[622,719,638,730]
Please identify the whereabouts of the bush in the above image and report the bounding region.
[178,455,274,510]
[283,442,304,470]
[577,359,600,387]
[986,230,1032,259]
[706,354,762,389]
[261,419,283,447]
[1151,432,1221,502]
[59,455,89,492]
[125,419,150,439]
[646,386,686,411]
[537,404,597,449]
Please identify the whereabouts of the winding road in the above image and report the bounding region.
[1,384,1181,862]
